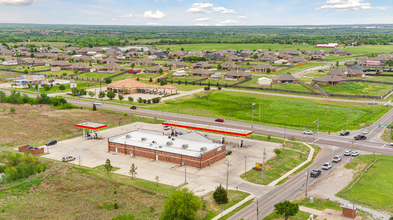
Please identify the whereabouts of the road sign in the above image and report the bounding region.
[381,125,386,128]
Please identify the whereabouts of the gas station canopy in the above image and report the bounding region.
[162,120,253,137]
[75,122,107,130]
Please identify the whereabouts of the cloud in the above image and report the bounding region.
[195,24,210,26]
[316,0,390,11]
[186,2,214,13]
[212,6,237,14]
[238,16,248,19]
[143,10,166,19]
[194,18,210,21]
[0,0,35,6]
[178,0,183,1]
[216,19,239,26]
[146,22,162,26]
[119,14,137,18]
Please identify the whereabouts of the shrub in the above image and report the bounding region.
[147,99,151,104]
[93,104,97,111]
[149,77,152,82]
[204,86,210,91]
[213,184,228,204]
[59,84,66,90]
[106,91,116,100]
[9,107,15,114]
[136,77,139,81]
[128,97,134,102]
[274,148,282,155]
[105,78,112,84]
[152,97,161,103]
[137,97,143,103]
[160,80,167,86]
[142,99,147,104]
[218,86,222,90]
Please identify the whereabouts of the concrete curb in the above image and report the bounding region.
[211,194,255,220]
[267,143,315,186]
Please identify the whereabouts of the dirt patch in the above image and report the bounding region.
[359,123,367,127]
[265,164,272,171]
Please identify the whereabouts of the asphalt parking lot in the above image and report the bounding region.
[41,122,280,195]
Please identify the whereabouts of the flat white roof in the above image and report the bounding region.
[109,129,225,158]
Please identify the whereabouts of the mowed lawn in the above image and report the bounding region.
[341,155,393,212]
[77,72,120,79]
[237,76,316,92]
[148,90,391,132]
[320,81,393,96]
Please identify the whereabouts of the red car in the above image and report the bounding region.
[215,118,224,122]
[130,106,137,110]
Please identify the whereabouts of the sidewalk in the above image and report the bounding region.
[211,195,255,220]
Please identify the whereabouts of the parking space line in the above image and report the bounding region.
[381,144,387,148]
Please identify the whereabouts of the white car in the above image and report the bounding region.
[390,143,393,146]
[352,151,359,157]
[163,126,171,130]
[344,150,351,156]
[363,129,369,134]
[93,101,102,105]
[322,162,332,170]
[303,130,313,135]
[332,155,341,163]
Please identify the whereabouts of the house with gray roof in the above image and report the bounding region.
[312,75,346,86]
[272,73,298,84]
[224,70,251,80]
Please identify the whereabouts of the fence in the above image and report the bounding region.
[313,82,390,99]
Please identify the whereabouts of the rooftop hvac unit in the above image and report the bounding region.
[141,137,147,141]
[200,147,207,152]
[125,134,131,139]
[182,144,189,149]
[166,141,173,146]
[159,145,163,148]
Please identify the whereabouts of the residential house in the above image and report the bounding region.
[24,58,46,66]
[13,46,29,52]
[327,67,365,78]
[99,57,121,64]
[145,66,168,74]
[63,47,79,54]
[224,70,252,80]
[3,57,24,65]
[370,54,393,63]
[257,77,272,86]
[217,50,230,56]
[312,75,346,86]
[173,70,187,77]
[227,55,244,62]
[189,61,212,69]
[0,48,13,56]
[221,61,239,70]
[48,48,63,53]
[135,59,155,66]
[327,48,352,56]
[307,55,327,61]
[281,50,302,56]
[165,61,187,68]
[250,64,277,73]
[274,59,289,65]
[74,55,94,63]
[227,48,236,53]
[348,64,366,72]
[57,55,72,61]
[99,63,125,73]
[168,50,186,58]
[288,57,308,64]
[241,49,253,55]
[19,51,31,57]
[190,68,213,77]
[68,63,92,71]
[272,73,298,84]
[154,52,168,59]
[104,49,118,57]
[366,60,381,67]
[211,72,222,79]
[49,61,72,68]
[206,53,224,61]
[277,53,293,60]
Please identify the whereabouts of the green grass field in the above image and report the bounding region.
[236,76,316,93]
[263,210,315,220]
[167,76,205,83]
[320,81,393,96]
[133,73,163,79]
[77,72,120,79]
[14,81,102,94]
[146,90,390,132]
[46,70,76,76]
[340,155,393,212]
[200,78,240,86]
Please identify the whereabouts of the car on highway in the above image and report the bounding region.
[390,143,393,147]
[310,169,321,178]
[318,70,324,72]
[130,106,137,110]
[226,150,232,156]
[352,151,359,157]
[215,118,224,122]
[62,155,76,162]
[175,131,183,135]
[354,135,367,140]
[340,131,350,136]
[45,140,57,146]
[363,129,369,134]
[303,130,313,135]
[332,155,341,163]
[344,150,351,156]
[322,162,332,170]
[93,101,102,105]
[163,125,171,130]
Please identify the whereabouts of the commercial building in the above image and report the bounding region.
[108,129,226,169]
[316,43,339,48]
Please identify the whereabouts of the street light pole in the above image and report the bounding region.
[261,148,266,181]
[254,198,259,220]
[325,106,327,133]
[224,162,232,193]
[305,168,309,201]
[251,103,255,128]
[259,102,261,123]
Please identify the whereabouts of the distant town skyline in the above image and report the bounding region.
[0,0,391,26]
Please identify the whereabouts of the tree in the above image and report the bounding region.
[107,91,116,100]
[88,91,95,98]
[213,184,228,204]
[274,201,299,220]
[30,53,35,58]
[137,97,143,103]
[149,77,153,82]
[128,97,134,103]
[253,54,258,59]
[155,176,159,186]
[160,188,202,220]
[118,94,124,102]
[336,61,339,67]
[131,63,135,68]
[103,159,113,174]
[386,59,393,66]
[105,78,112,84]
[93,103,97,111]
[98,91,106,98]
[267,68,271,74]
[159,68,164,74]
[129,163,137,180]
[217,63,222,70]
[160,80,167,86]
[24,69,28,74]
[72,50,77,55]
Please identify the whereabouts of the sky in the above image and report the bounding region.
[0,0,392,26]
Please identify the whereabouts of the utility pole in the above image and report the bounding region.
[325,107,327,133]
[391,115,393,142]
[251,103,255,128]
[261,148,266,181]
[184,159,187,183]
[254,198,259,220]
[305,169,309,201]
[301,132,304,158]
[259,102,261,123]
[350,140,354,167]
[346,108,350,131]
[224,162,232,192]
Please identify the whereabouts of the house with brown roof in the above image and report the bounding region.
[165,61,187,68]
[189,61,212,69]
[106,79,177,95]
[74,55,94,63]
[307,55,327,61]
[221,61,239,70]
[206,53,224,61]
[63,47,79,53]
[272,73,298,84]
[99,63,124,73]
[68,63,92,71]
[288,57,308,64]
[145,66,168,74]
[281,50,302,56]
[49,61,72,68]
[250,64,277,73]
[3,57,24,65]
[227,48,236,53]
[57,55,72,61]
[18,51,31,57]
[99,57,121,64]
[224,70,252,80]
[190,68,213,77]
[277,53,293,60]
[24,58,46,66]
[227,55,245,62]
[0,48,13,56]
[241,49,253,55]
[135,59,155,66]
[327,67,365,78]
[217,50,230,56]
[48,48,63,53]
[328,49,352,56]
[312,75,346,86]
[168,50,186,58]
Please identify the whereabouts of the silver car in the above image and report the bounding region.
[344,150,351,156]
[363,129,369,134]
[303,130,313,135]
